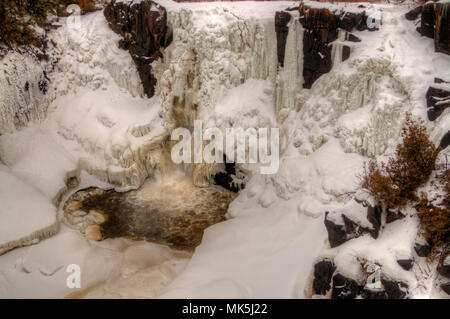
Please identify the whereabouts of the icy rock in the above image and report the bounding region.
[104,0,171,97]
[426,79,450,121]
[312,259,336,296]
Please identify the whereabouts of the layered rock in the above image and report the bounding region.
[104,0,172,97]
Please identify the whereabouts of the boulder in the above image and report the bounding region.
[312,259,336,295]
[104,0,171,97]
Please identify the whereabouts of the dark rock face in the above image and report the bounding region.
[324,212,348,248]
[299,4,368,88]
[331,273,408,299]
[415,2,450,55]
[331,273,361,299]
[420,3,436,39]
[275,11,291,67]
[63,179,236,250]
[426,79,450,121]
[104,0,171,97]
[366,205,382,238]
[397,259,414,271]
[313,260,336,295]
[438,249,450,278]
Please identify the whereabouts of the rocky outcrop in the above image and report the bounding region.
[299,4,370,88]
[324,202,382,248]
[63,177,237,250]
[275,11,291,68]
[104,0,172,97]
[440,130,450,149]
[411,2,450,55]
[386,208,405,224]
[441,282,450,295]
[426,78,450,121]
[396,259,414,271]
[212,155,246,193]
[312,259,336,296]
[414,241,432,257]
[405,5,423,21]
[419,3,436,39]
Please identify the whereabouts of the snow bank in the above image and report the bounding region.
[0,165,58,256]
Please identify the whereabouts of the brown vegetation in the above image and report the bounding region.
[361,114,439,209]
[417,168,450,255]
[0,0,96,46]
